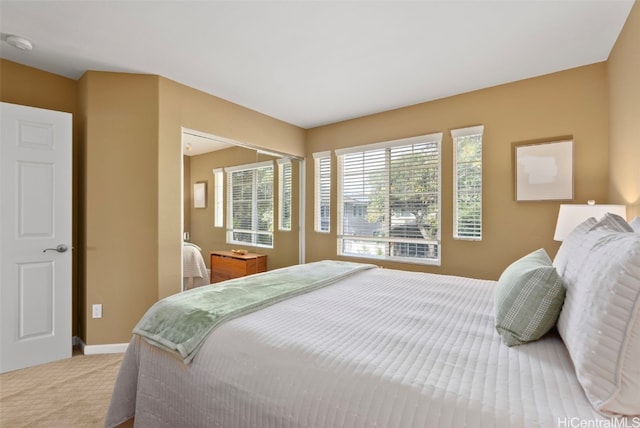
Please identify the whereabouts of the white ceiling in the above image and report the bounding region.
[0,1,634,129]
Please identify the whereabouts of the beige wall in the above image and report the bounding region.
[2,64,305,345]
[187,147,300,271]
[157,77,305,300]
[2,5,638,345]
[79,74,305,344]
[79,72,161,345]
[608,1,640,219]
[305,64,610,280]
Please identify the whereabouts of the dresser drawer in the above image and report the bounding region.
[211,256,248,277]
[210,251,267,283]
[210,271,232,283]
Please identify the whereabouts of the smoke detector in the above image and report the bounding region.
[6,35,33,51]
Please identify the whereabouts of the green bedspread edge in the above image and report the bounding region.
[133,260,376,364]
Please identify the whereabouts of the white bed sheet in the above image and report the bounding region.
[182,244,209,289]
[106,267,604,428]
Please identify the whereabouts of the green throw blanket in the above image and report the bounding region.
[134,260,376,363]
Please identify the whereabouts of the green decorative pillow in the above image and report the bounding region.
[495,248,565,347]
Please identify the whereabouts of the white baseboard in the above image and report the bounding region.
[78,339,129,355]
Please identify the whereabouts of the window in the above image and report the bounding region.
[451,125,483,240]
[225,161,274,248]
[313,152,331,233]
[336,133,442,265]
[278,159,292,231]
[213,168,223,228]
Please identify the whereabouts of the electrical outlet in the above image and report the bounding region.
[92,304,102,319]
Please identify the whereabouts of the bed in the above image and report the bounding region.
[182,242,209,290]
[106,214,640,427]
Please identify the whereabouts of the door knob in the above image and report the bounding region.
[43,244,68,253]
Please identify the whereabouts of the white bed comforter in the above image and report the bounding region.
[182,244,208,289]
[105,267,604,428]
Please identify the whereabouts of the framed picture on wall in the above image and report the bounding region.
[194,182,207,208]
[514,139,574,201]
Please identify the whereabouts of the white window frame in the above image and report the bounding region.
[278,158,292,231]
[336,133,443,265]
[313,151,331,233]
[451,125,483,241]
[213,168,223,228]
[225,160,274,248]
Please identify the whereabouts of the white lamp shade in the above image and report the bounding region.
[554,204,627,241]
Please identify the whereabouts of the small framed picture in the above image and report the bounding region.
[193,182,207,208]
[514,139,574,201]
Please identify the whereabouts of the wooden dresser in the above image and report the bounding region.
[209,250,267,283]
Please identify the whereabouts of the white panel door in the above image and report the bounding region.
[0,102,72,373]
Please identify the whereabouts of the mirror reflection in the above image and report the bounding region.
[182,130,300,290]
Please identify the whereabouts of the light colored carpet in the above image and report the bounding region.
[0,352,123,428]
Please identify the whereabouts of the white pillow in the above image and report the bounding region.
[553,217,597,283]
[589,212,633,233]
[630,216,640,232]
[556,226,640,416]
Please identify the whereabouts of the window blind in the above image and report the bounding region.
[226,161,274,247]
[313,152,331,233]
[336,133,442,265]
[278,159,292,231]
[451,125,483,240]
